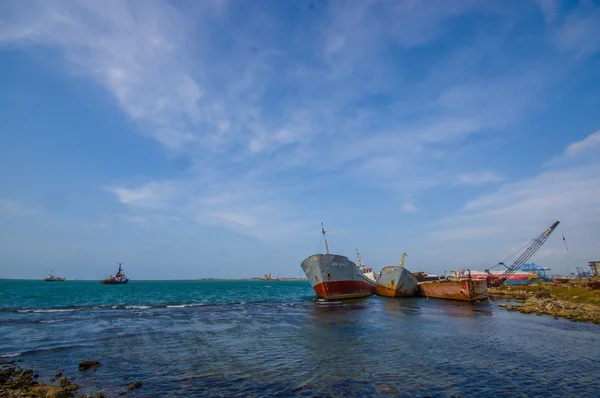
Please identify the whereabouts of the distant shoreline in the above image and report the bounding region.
[0,278,309,282]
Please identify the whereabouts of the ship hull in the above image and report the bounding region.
[376,266,418,297]
[301,254,376,300]
[417,279,488,301]
[100,280,128,285]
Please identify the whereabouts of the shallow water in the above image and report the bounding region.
[1,280,599,397]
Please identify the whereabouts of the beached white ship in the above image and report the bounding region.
[301,224,377,300]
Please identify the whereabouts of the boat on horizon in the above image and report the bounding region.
[300,224,377,300]
[100,263,129,285]
[43,271,66,282]
[375,252,418,297]
[417,270,488,301]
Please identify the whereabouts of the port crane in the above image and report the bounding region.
[485,221,560,286]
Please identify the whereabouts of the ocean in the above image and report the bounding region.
[1,279,599,397]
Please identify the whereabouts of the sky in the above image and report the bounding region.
[1,0,599,280]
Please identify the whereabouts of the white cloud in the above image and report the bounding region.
[106,181,180,209]
[401,201,418,214]
[0,198,37,216]
[557,6,600,56]
[456,171,504,185]
[426,164,600,273]
[117,214,147,223]
[0,0,237,150]
[535,0,558,22]
[3,0,598,251]
[564,130,600,156]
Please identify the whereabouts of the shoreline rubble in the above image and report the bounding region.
[1,359,141,397]
[489,282,600,324]
[0,360,81,398]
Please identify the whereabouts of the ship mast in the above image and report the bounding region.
[321,223,330,255]
[356,249,365,268]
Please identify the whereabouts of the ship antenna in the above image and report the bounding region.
[321,223,330,255]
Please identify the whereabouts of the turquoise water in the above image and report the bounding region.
[1,280,600,397]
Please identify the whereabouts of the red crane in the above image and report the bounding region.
[486,221,560,286]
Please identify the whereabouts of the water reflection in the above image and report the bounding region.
[377,296,423,317]
[422,297,493,319]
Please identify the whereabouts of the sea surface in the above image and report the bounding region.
[1,279,599,397]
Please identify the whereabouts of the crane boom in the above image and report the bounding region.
[486,221,560,286]
[398,252,407,268]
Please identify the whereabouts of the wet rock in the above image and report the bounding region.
[119,392,127,396]
[376,385,398,393]
[45,389,69,398]
[536,291,551,298]
[78,360,102,371]
[97,393,105,398]
[127,381,143,390]
[56,369,63,377]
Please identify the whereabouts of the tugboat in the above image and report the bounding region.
[301,224,377,300]
[100,263,129,285]
[44,271,66,282]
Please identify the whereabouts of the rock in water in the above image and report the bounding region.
[45,390,69,398]
[127,381,143,390]
[78,360,102,371]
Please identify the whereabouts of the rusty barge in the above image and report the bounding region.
[375,253,418,298]
[417,271,488,301]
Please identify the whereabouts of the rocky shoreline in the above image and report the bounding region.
[1,359,143,397]
[489,282,600,324]
[0,360,83,398]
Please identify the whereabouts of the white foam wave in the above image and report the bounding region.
[1,352,22,358]
[18,309,75,313]
[166,303,206,308]
[125,305,150,309]
[40,320,65,323]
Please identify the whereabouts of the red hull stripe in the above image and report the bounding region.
[313,280,376,299]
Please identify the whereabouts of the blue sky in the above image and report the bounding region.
[1,0,599,280]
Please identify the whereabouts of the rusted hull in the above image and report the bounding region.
[314,280,376,300]
[417,279,488,301]
[301,254,377,300]
[375,266,418,297]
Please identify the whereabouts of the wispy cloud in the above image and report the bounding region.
[564,130,600,156]
[2,0,599,256]
[456,171,504,185]
[422,131,600,271]
[556,4,600,57]
[0,198,37,216]
[401,198,418,214]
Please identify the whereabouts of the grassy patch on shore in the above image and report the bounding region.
[491,282,600,306]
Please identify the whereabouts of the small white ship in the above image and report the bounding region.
[44,271,66,282]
